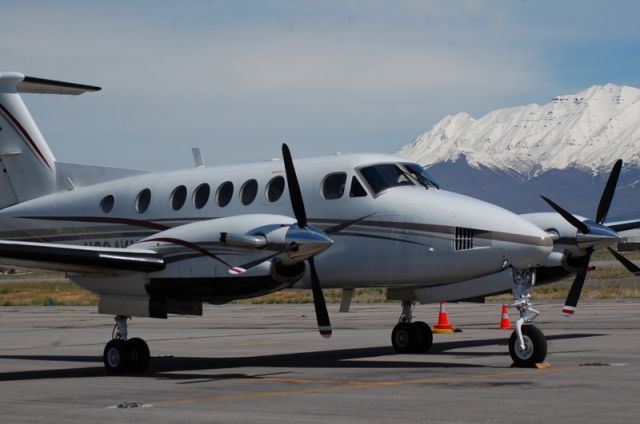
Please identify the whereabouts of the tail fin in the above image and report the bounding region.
[0,72,100,208]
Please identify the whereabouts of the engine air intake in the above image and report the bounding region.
[455,227,474,251]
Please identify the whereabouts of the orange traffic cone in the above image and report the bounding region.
[499,304,512,330]
[433,301,455,333]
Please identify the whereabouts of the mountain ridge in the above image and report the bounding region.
[397,83,640,178]
[395,84,640,218]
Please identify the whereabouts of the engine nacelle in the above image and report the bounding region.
[132,213,332,271]
[521,212,585,259]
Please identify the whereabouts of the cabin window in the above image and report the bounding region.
[322,173,347,200]
[349,176,367,197]
[359,164,415,195]
[217,181,234,207]
[240,179,258,205]
[170,185,187,210]
[266,175,285,202]
[135,188,151,213]
[100,194,115,213]
[193,183,210,209]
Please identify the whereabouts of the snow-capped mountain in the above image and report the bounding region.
[397,84,640,178]
[396,84,640,219]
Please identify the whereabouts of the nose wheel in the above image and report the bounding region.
[103,316,151,375]
[509,269,548,366]
[508,325,547,367]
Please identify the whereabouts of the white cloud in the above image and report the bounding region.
[4,1,622,169]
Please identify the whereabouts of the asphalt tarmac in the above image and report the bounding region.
[1,301,639,423]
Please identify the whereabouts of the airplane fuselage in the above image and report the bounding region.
[0,153,552,304]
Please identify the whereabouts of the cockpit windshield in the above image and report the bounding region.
[359,164,415,195]
[401,163,440,189]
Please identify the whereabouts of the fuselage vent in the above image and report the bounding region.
[455,227,474,251]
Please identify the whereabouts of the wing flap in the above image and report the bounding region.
[0,240,164,273]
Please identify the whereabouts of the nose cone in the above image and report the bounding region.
[502,217,554,269]
[439,191,553,269]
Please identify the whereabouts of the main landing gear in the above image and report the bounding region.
[508,269,547,366]
[391,300,433,353]
[103,315,151,375]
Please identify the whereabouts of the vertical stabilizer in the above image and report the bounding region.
[0,72,100,208]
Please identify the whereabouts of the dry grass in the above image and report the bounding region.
[489,278,640,302]
[235,288,388,304]
[1,267,639,306]
[0,281,99,306]
[592,249,640,261]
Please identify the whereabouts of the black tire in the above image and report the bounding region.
[127,338,151,374]
[411,321,433,353]
[509,325,547,367]
[103,339,130,375]
[391,323,415,353]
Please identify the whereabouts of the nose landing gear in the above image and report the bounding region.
[103,315,151,375]
[508,269,547,367]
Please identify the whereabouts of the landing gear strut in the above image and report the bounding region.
[508,269,547,366]
[391,300,433,353]
[103,315,151,375]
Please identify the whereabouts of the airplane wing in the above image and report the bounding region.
[605,219,640,232]
[0,240,164,274]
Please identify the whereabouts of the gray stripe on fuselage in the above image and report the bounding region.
[1,215,549,248]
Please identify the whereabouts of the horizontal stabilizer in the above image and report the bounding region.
[0,72,100,95]
[18,76,101,95]
[0,240,164,274]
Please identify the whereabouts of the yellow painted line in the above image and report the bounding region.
[153,367,574,406]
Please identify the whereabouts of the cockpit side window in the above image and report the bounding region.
[322,173,347,199]
[349,176,367,197]
[402,163,440,189]
[359,164,415,195]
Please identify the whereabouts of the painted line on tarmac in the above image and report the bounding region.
[151,367,575,407]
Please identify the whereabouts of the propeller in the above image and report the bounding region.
[607,247,640,275]
[282,143,332,338]
[540,159,636,316]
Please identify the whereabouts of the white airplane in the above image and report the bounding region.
[0,72,555,374]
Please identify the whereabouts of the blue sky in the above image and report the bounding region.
[2,0,640,170]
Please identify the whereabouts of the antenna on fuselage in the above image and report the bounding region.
[192,147,205,167]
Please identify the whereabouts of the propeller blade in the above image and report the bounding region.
[562,251,592,316]
[541,195,590,234]
[596,159,623,224]
[607,247,640,275]
[282,143,308,228]
[308,256,332,338]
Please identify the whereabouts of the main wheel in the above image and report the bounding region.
[391,323,415,353]
[103,339,130,375]
[509,325,547,367]
[411,321,433,353]
[127,338,150,374]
